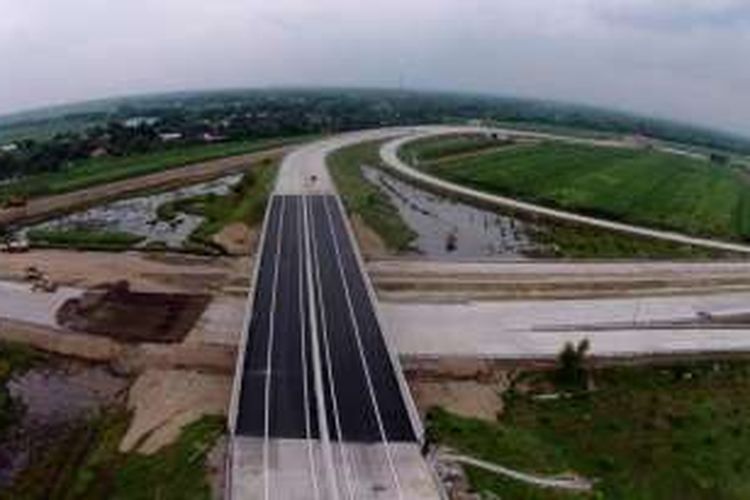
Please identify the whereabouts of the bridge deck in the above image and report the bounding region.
[231,194,431,499]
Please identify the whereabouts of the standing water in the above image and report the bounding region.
[362,166,545,259]
[18,174,242,248]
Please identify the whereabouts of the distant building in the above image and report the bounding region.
[123,116,158,128]
[201,132,226,143]
[0,143,18,153]
[89,147,109,158]
[159,132,183,142]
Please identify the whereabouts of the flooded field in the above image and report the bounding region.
[362,166,545,259]
[0,361,128,485]
[18,174,242,248]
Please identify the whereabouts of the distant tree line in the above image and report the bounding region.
[2,88,749,182]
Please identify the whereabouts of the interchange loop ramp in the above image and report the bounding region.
[230,193,436,499]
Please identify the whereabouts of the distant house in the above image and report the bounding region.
[123,116,158,128]
[159,132,183,142]
[201,132,226,143]
[0,143,18,153]
[89,147,109,158]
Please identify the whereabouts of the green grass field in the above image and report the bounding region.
[0,136,307,202]
[429,360,750,499]
[414,140,750,241]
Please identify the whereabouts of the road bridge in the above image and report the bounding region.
[228,131,440,499]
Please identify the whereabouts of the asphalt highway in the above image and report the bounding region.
[235,194,415,442]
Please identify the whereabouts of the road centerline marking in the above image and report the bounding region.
[322,196,404,500]
[304,195,342,500]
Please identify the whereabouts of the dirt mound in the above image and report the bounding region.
[57,281,210,343]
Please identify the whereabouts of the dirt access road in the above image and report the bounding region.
[368,259,750,300]
[0,249,251,294]
[0,145,294,227]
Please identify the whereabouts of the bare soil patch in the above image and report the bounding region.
[212,222,256,256]
[56,281,210,343]
[410,381,503,421]
[0,249,248,294]
[351,213,388,259]
[120,369,230,455]
[403,357,515,421]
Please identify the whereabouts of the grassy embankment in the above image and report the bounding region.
[429,360,750,499]
[403,135,738,258]
[328,140,417,252]
[156,158,279,253]
[0,135,307,203]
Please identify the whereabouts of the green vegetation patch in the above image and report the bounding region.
[328,141,416,251]
[530,222,726,259]
[9,412,225,500]
[159,159,278,252]
[27,228,145,251]
[1,136,302,202]
[415,140,750,241]
[429,360,750,499]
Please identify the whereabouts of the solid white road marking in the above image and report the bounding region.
[263,196,287,500]
[303,196,343,500]
[297,198,320,500]
[308,196,357,500]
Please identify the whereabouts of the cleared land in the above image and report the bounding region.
[429,360,750,499]
[413,139,750,241]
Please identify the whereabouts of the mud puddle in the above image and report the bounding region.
[0,361,128,486]
[17,173,242,248]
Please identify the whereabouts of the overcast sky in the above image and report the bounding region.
[1,0,749,135]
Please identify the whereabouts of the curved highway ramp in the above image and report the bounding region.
[228,132,440,500]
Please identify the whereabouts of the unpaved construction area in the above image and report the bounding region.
[56,281,211,343]
[369,259,750,300]
[382,291,750,358]
[0,250,250,294]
